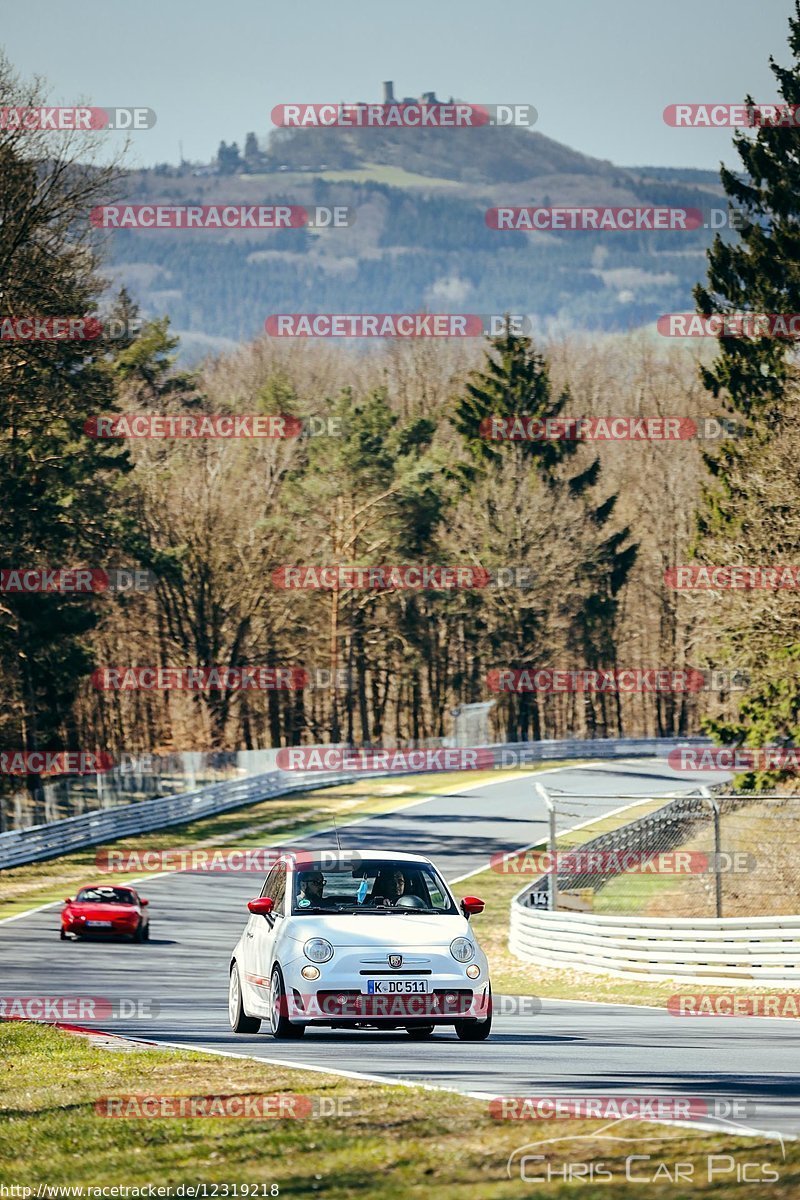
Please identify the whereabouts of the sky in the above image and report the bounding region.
[1,0,795,171]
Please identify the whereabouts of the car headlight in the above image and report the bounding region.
[304,938,334,963]
[450,937,475,963]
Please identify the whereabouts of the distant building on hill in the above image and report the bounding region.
[382,81,446,106]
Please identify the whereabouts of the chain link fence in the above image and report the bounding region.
[523,786,800,918]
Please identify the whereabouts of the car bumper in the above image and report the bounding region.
[63,918,140,936]
[272,949,491,1025]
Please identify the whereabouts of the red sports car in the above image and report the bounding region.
[61,885,150,942]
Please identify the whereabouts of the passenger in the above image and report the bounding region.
[296,870,334,908]
[371,868,407,905]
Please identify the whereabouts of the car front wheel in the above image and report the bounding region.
[269,966,305,1039]
[229,962,261,1034]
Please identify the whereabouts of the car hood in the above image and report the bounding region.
[284,912,472,947]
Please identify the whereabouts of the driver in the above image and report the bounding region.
[371,868,407,906]
[296,870,334,908]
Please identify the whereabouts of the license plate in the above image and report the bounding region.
[364,978,429,994]
[86,920,112,927]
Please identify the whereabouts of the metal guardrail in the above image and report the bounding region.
[509,905,800,984]
[0,736,711,871]
[0,770,356,871]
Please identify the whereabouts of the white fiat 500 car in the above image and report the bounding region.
[228,849,491,1041]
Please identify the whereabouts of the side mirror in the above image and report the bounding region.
[461,895,485,918]
[247,897,274,917]
[140,898,149,907]
[63,898,73,904]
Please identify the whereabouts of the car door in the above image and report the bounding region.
[248,863,286,988]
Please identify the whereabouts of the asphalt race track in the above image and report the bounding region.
[2,760,798,1141]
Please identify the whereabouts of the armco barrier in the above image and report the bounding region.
[0,770,355,871]
[509,904,800,985]
[0,736,711,871]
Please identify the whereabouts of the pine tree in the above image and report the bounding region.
[0,55,157,820]
[452,320,581,479]
[694,3,800,784]
[451,325,636,741]
[243,132,260,167]
[694,1,800,540]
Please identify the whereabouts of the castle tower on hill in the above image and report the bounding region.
[382,82,441,105]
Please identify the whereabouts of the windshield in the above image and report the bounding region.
[76,887,136,905]
[291,861,456,915]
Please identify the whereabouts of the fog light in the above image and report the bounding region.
[445,992,458,1005]
[301,965,320,981]
[466,964,480,979]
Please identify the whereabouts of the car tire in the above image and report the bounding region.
[268,966,305,1039]
[454,986,493,1041]
[133,921,146,943]
[229,961,261,1034]
[406,1024,435,1039]
[143,922,150,942]
[60,929,67,940]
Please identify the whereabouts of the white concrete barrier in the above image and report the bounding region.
[510,902,800,985]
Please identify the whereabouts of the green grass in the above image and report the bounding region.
[1,1022,796,1197]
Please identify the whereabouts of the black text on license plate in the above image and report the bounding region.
[365,979,428,994]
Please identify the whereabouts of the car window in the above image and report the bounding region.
[75,887,136,904]
[260,867,278,901]
[290,862,456,914]
[271,865,287,915]
[260,864,287,913]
